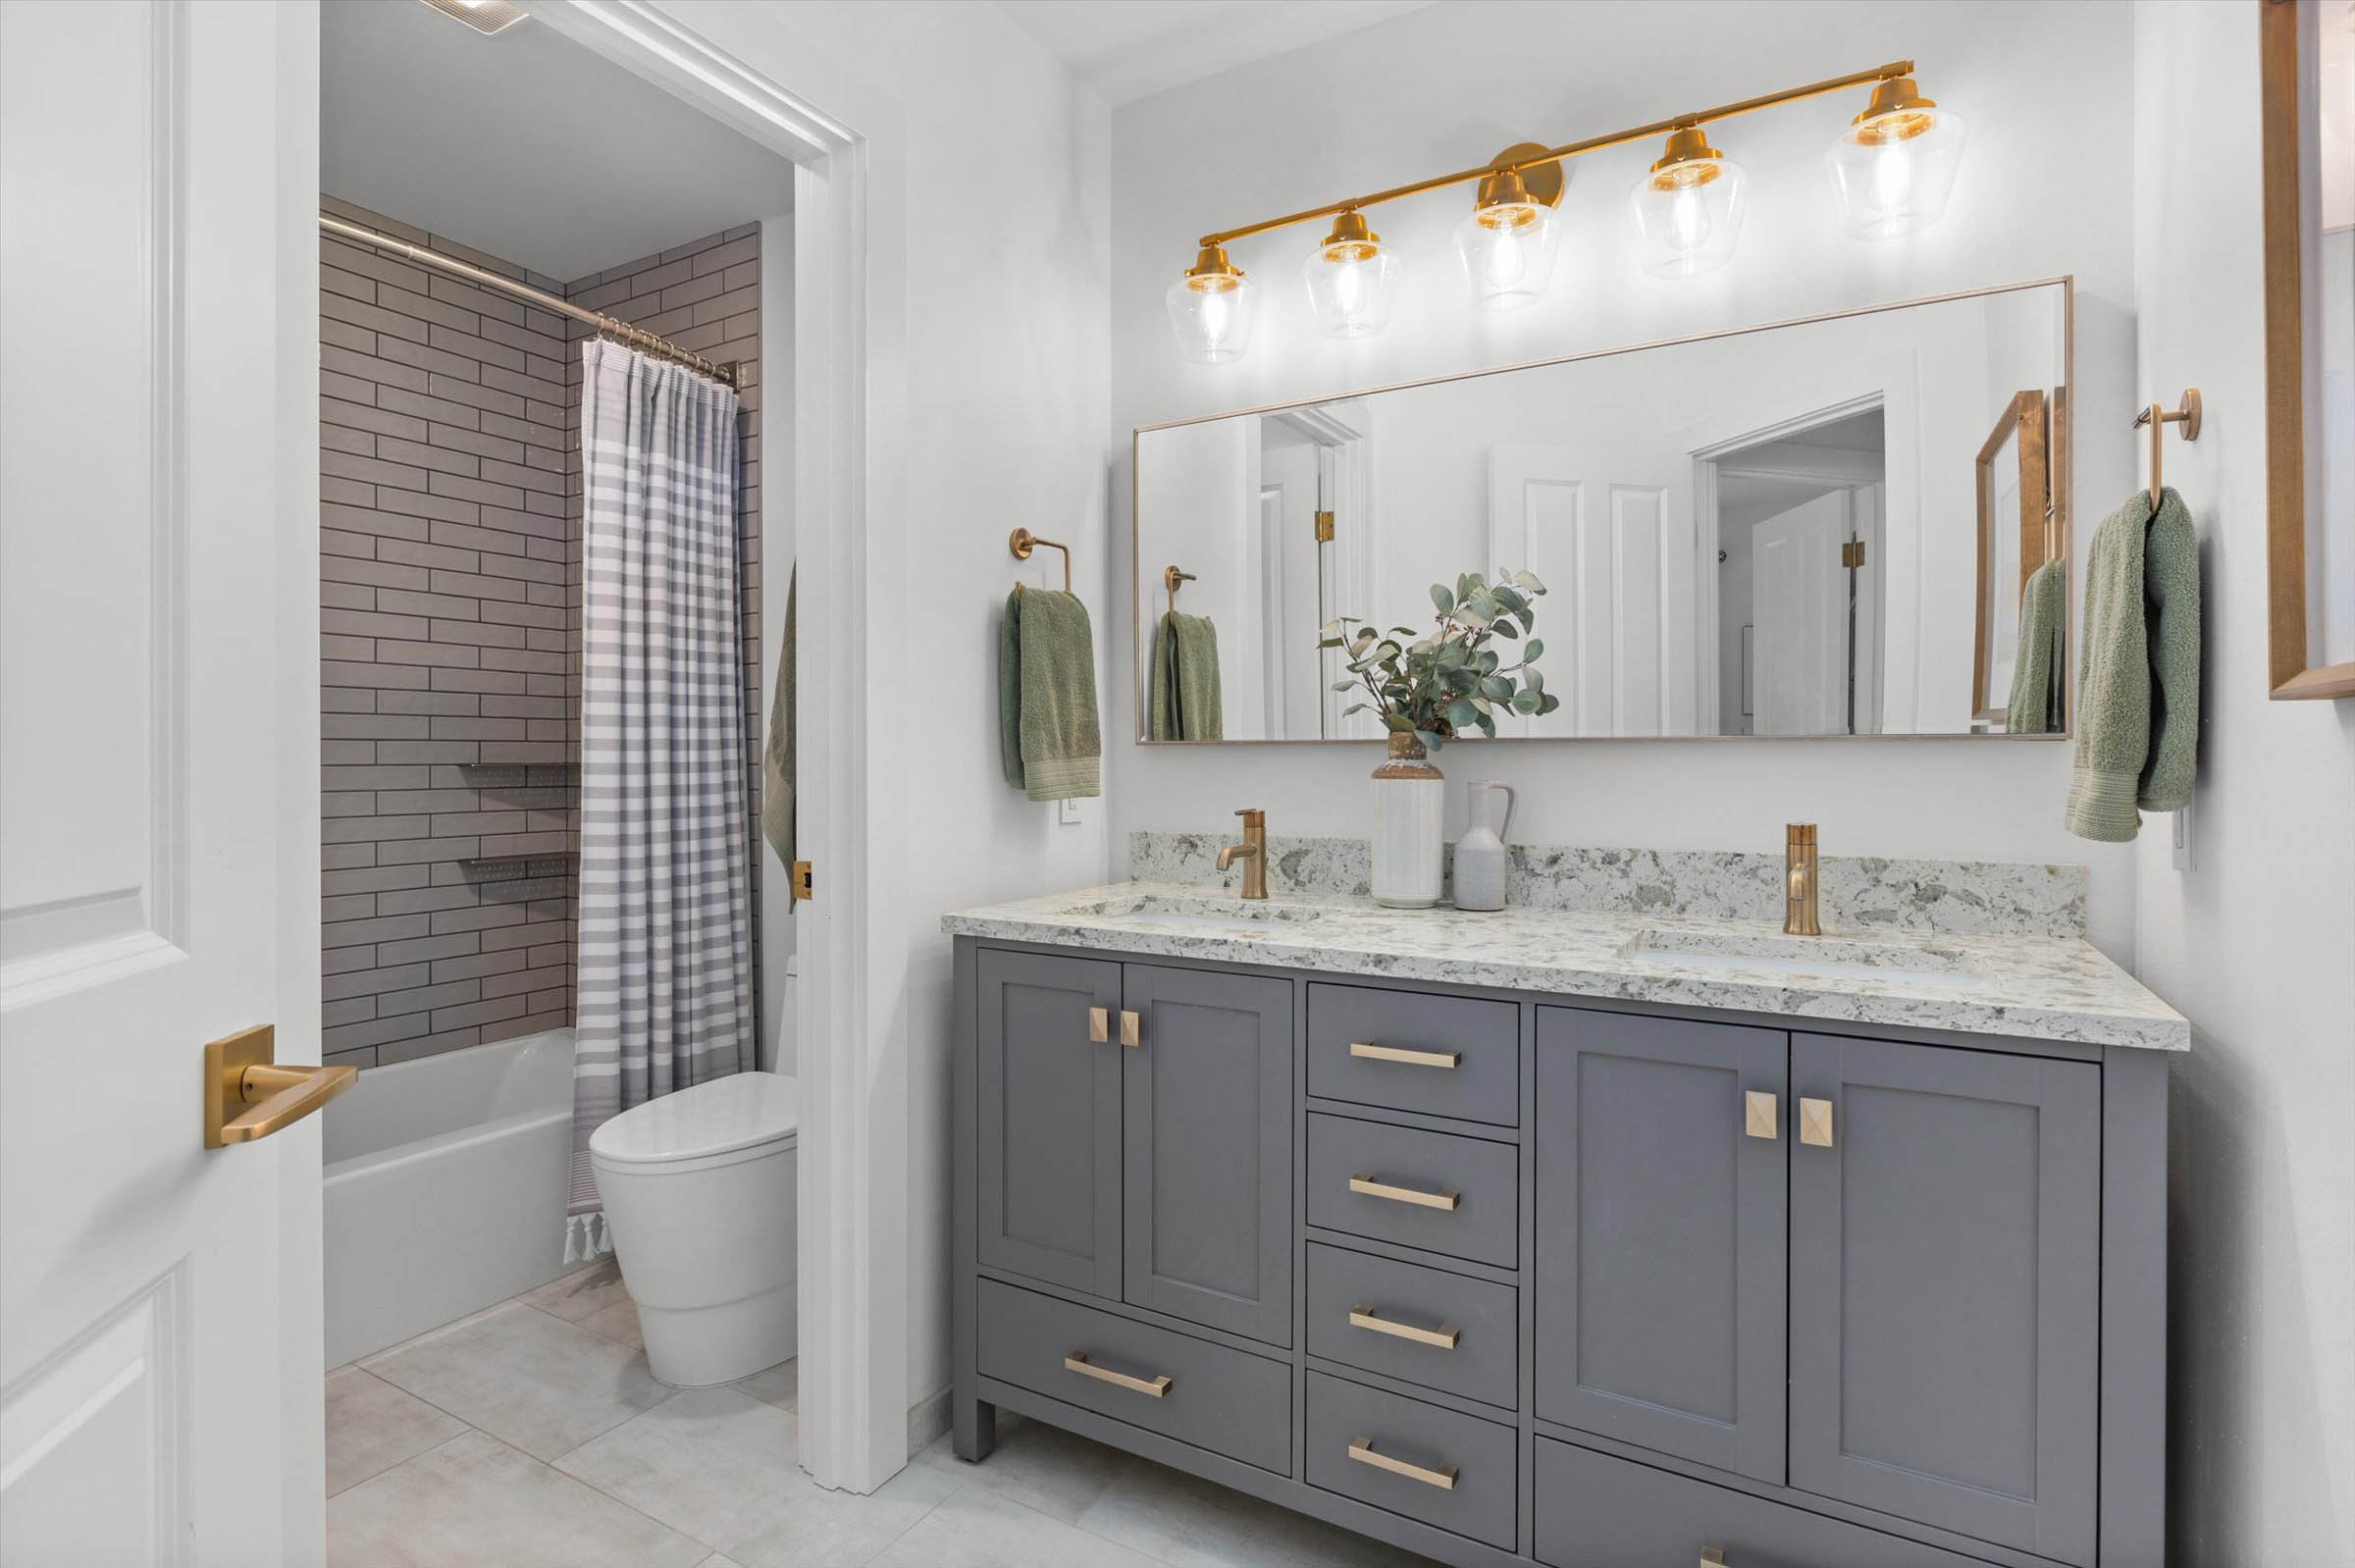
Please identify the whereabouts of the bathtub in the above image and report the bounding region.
[325,1027,577,1367]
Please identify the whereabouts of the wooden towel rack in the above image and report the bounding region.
[2133,389,2201,511]
[1008,527,1070,592]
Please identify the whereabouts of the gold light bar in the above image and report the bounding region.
[1196,60,1917,249]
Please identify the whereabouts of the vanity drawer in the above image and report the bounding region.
[1305,1242,1517,1409]
[1534,1438,1995,1568]
[1307,984,1519,1125]
[975,1279,1289,1474]
[1305,1371,1517,1550]
[1306,1114,1519,1268]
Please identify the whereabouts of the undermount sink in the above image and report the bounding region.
[1621,927,1990,988]
[1081,894,1325,935]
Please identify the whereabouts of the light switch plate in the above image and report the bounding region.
[1059,797,1084,825]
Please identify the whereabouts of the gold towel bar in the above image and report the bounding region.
[2132,390,2202,512]
[1010,528,1072,593]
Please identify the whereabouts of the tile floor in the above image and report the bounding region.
[329,1259,1439,1568]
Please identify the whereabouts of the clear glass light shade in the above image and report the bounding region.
[1165,271,1258,365]
[1826,105,1967,239]
[1628,157,1748,279]
[1302,236,1402,339]
[1454,201,1559,310]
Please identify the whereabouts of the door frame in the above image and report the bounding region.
[1690,391,1889,735]
[522,0,900,1491]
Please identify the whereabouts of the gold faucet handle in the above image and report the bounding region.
[1786,821,1816,846]
[1236,808,1264,826]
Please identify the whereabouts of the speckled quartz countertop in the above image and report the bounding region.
[942,882,2189,1052]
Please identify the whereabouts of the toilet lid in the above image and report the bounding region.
[590,1071,799,1167]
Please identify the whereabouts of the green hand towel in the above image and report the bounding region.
[2138,490,2201,810]
[999,586,1101,802]
[761,566,795,864]
[2066,487,2200,839]
[2005,557,2067,735]
[1149,611,1224,742]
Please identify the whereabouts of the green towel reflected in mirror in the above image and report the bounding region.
[1150,611,1223,742]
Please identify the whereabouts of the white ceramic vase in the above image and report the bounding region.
[1452,780,1516,913]
[1371,733,1444,909]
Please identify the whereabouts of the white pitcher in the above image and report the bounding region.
[1452,780,1516,912]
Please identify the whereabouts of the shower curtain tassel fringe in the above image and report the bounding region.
[563,1211,612,1266]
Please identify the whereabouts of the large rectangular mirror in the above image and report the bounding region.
[1134,278,2072,742]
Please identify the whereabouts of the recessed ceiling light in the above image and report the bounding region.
[418,0,527,35]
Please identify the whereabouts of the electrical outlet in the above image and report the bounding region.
[1059,797,1084,826]
[2171,803,2192,871]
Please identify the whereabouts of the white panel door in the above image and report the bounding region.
[1489,444,1696,736]
[0,4,322,1563]
[1751,493,1852,735]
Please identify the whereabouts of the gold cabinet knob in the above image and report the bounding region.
[1744,1090,1779,1140]
[1119,1009,1142,1048]
[1800,1096,1835,1147]
[1088,1006,1110,1044]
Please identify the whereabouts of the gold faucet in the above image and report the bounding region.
[1784,822,1821,936]
[1218,809,1269,900]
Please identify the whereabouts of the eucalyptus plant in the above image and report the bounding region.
[1320,569,1561,753]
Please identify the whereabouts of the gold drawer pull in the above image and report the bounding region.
[1120,1009,1142,1049]
[1347,1436,1457,1490]
[1800,1096,1835,1147]
[1349,1040,1460,1070]
[1744,1090,1778,1140]
[1088,1007,1110,1044]
[1063,1352,1171,1398]
[1701,1551,1727,1567]
[1349,1306,1460,1349]
[1349,1175,1460,1211]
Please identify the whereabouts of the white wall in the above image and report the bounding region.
[1110,0,2142,956]
[643,0,1114,1437]
[2130,4,2355,1560]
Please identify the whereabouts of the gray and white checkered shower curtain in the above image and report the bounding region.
[568,339,755,1260]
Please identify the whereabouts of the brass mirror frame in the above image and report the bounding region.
[1132,276,2076,745]
[2259,0,2355,699]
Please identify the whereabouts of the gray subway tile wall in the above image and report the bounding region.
[320,197,762,1071]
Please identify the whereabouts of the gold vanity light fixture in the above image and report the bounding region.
[1302,209,1404,340]
[1455,144,1565,311]
[1825,74,1968,239]
[1629,124,1749,279]
[1168,60,1961,362]
[1166,243,1258,366]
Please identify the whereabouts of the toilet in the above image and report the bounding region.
[590,1070,798,1386]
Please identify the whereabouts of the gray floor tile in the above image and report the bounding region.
[1076,1455,1439,1568]
[730,1355,798,1410]
[553,1385,814,1553]
[578,1296,644,1350]
[521,1257,631,1324]
[364,1300,668,1460]
[867,1484,1166,1568]
[910,1416,1136,1523]
[328,1429,706,1568]
[326,1366,466,1497]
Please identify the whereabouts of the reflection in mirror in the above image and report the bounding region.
[1134,280,2071,742]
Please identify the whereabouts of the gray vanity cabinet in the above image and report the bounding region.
[1123,964,1293,1344]
[1533,1009,1788,1484]
[954,934,2166,1568]
[974,949,1293,1342]
[975,949,1124,1298]
[1788,1033,2102,1567]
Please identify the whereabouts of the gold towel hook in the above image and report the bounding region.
[2132,389,2201,512]
[1009,527,1071,593]
[1163,564,1195,617]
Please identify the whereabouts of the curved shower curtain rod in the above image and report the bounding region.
[319,212,739,388]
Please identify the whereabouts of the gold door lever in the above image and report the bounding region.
[203,1025,357,1149]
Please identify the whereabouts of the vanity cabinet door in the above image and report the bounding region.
[1534,1009,1788,1484]
[1122,964,1294,1345]
[976,950,1125,1299]
[1788,1034,2100,1568]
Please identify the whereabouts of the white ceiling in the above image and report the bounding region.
[322,2,794,283]
[994,0,1435,106]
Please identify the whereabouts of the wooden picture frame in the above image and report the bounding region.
[2260,0,2355,699]
[1974,389,2053,722]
